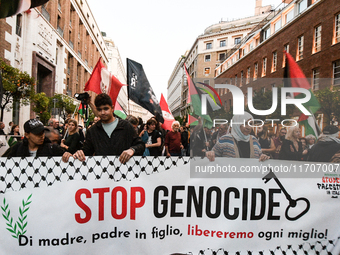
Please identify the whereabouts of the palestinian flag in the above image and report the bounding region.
[159,93,174,131]
[284,52,320,114]
[85,58,124,108]
[114,100,126,120]
[78,104,87,116]
[298,113,321,138]
[0,0,49,18]
[184,65,213,124]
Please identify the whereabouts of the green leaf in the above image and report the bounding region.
[2,214,8,221]
[23,222,27,229]
[6,228,15,234]
[13,223,17,232]
[22,215,27,221]
[19,207,22,215]
[17,222,23,231]
[12,235,18,239]
[23,208,29,213]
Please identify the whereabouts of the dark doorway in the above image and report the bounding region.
[37,64,53,96]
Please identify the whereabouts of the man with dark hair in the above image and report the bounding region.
[63,93,144,163]
[3,119,65,157]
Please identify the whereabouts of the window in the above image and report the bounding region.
[240,71,243,87]
[206,42,212,49]
[272,51,277,72]
[297,35,304,61]
[298,0,308,14]
[234,37,241,45]
[254,63,258,81]
[334,13,340,44]
[264,27,270,40]
[16,14,22,37]
[249,42,254,51]
[274,19,281,32]
[312,68,320,90]
[333,60,340,85]
[285,10,294,24]
[313,25,322,53]
[283,44,289,67]
[246,67,251,84]
[205,55,211,62]
[203,80,210,85]
[219,53,226,61]
[204,67,210,75]
[235,74,238,86]
[220,40,226,47]
[262,58,267,77]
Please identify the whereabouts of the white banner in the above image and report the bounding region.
[0,156,340,255]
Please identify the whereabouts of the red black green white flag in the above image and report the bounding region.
[298,113,321,138]
[114,100,127,120]
[284,52,320,115]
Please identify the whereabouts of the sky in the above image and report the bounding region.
[87,0,283,101]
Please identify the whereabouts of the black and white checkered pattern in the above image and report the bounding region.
[0,156,190,193]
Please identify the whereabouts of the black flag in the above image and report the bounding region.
[0,0,50,19]
[127,58,164,123]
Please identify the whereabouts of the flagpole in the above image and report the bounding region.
[202,119,209,151]
[63,101,81,140]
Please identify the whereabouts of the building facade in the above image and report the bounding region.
[0,0,110,129]
[168,1,275,117]
[167,53,187,117]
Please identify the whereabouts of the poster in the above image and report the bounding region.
[1,156,340,254]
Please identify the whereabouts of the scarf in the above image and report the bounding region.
[231,112,254,142]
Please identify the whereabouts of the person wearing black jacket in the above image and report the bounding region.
[3,119,65,157]
[307,125,340,162]
[63,94,144,163]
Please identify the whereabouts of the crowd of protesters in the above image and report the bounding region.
[0,93,339,164]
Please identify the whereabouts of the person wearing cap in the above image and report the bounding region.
[307,125,340,162]
[2,119,66,157]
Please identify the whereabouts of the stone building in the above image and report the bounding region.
[168,0,275,117]
[0,0,109,128]
[214,0,340,129]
